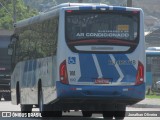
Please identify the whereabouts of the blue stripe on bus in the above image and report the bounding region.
[113,7,126,11]
[78,54,136,83]
[78,54,98,82]
[96,54,119,82]
[79,6,126,11]
[79,6,93,10]
[113,54,137,82]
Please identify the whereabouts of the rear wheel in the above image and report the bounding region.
[114,105,126,120]
[82,111,92,117]
[39,89,47,117]
[39,90,44,113]
[103,111,114,119]
[0,93,2,101]
[38,88,62,117]
[114,111,125,120]
[16,83,20,104]
[52,111,62,117]
[21,104,32,113]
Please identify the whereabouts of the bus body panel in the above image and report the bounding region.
[11,57,58,104]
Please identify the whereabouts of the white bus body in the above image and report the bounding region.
[10,3,145,118]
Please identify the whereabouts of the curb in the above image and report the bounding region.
[129,104,160,108]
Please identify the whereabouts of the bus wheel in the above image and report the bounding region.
[21,104,32,113]
[38,89,53,117]
[39,89,44,114]
[103,111,114,119]
[38,88,62,117]
[52,111,62,117]
[39,89,49,117]
[114,111,125,120]
[82,111,92,117]
[0,93,2,101]
[114,105,126,120]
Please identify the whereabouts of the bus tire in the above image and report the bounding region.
[82,111,92,117]
[16,83,20,104]
[39,89,44,114]
[52,111,62,117]
[0,93,2,101]
[114,111,125,120]
[21,104,32,113]
[114,105,126,120]
[103,111,114,119]
[38,88,50,117]
[38,88,62,117]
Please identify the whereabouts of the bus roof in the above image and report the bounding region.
[14,3,142,29]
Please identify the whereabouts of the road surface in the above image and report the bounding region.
[0,101,160,120]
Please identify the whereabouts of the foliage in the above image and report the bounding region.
[0,0,128,30]
[23,0,127,12]
[146,94,160,99]
[0,0,37,30]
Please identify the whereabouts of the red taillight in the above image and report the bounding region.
[60,60,68,84]
[132,11,139,14]
[135,61,144,85]
[66,10,73,13]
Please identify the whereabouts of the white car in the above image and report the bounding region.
[156,81,160,90]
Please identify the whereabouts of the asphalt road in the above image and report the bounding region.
[0,101,160,120]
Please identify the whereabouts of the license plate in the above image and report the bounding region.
[95,78,111,84]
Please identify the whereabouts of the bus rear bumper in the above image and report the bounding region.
[56,82,145,105]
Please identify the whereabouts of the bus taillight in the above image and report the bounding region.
[66,10,73,13]
[60,60,69,84]
[135,61,144,85]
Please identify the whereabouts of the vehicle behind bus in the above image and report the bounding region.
[0,36,11,101]
[10,3,145,119]
[146,47,160,93]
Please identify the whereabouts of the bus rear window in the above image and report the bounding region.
[65,10,140,53]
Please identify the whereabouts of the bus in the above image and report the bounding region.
[146,47,160,92]
[0,35,11,101]
[9,3,145,119]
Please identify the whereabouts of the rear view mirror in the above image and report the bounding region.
[8,35,18,55]
[8,44,13,55]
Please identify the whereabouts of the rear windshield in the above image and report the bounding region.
[66,10,139,40]
[65,10,140,53]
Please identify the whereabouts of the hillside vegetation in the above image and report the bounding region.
[134,0,160,19]
[1,0,159,30]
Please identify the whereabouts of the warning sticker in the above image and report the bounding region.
[117,25,129,31]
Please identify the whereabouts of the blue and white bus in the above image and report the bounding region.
[9,3,145,119]
[146,47,160,92]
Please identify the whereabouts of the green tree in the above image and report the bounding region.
[0,0,37,29]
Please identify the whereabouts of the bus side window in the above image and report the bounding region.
[8,35,19,69]
[17,27,30,62]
